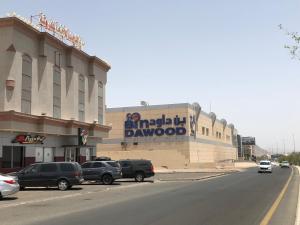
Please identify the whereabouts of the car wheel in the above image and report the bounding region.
[102,174,113,185]
[57,179,69,191]
[19,186,25,191]
[135,172,145,182]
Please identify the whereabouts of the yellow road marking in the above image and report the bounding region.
[260,167,294,225]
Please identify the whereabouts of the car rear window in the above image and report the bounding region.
[59,163,75,172]
[106,161,120,167]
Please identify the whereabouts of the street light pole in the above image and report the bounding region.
[293,134,296,153]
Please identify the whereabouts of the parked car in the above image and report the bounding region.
[280,161,290,168]
[81,161,122,185]
[118,159,155,182]
[0,174,19,199]
[258,160,272,173]
[11,162,83,191]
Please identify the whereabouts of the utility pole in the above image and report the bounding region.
[293,134,296,153]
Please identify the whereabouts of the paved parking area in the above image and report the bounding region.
[0,172,223,208]
[0,179,153,208]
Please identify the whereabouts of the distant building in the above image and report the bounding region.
[98,103,238,169]
[0,16,111,172]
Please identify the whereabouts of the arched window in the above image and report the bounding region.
[21,55,32,114]
[98,81,104,124]
[78,74,85,122]
[53,66,61,118]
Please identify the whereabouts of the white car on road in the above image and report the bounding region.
[258,160,272,173]
[0,174,19,199]
[280,161,290,168]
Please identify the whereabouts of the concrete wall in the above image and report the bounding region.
[98,141,190,169]
[98,104,238,168]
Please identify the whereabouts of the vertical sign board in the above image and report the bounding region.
[78,128,88,146]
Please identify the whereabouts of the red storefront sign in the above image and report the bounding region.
[13,135,46,144]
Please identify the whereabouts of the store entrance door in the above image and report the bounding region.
[65,147,79,162]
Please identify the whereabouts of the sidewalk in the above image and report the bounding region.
[154,161,257,174]
[155,172,228,181]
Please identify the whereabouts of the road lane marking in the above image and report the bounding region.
[294,166,300,225]
[259,167,294,225]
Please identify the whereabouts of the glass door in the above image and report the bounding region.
[65,147,78,162]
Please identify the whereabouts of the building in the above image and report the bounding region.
[98,103,238,169]
[0,15,111,172]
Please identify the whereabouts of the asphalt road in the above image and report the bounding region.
[0,166,296,225]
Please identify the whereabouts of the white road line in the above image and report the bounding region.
[294,166,300,225]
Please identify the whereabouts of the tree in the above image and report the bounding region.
[279,24,300,60]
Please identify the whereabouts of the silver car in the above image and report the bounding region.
[0,174,19,199]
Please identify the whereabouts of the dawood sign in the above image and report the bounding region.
[124,113,187,138]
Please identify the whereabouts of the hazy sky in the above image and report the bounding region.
[1,0,300,152]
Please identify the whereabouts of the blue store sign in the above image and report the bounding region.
[124,113,187,138]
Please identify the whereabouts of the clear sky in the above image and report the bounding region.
[1,0,300,152]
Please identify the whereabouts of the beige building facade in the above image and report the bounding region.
[98,103,238,169]
[0,16,111,172]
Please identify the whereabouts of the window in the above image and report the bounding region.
[39,164,58,172]
[78,75,85,122]
[2,146,24,168]
[82,162,92,168]
[23,164,39,174]
[206,128,209,136]
[202,127,205,135]
[106,161,120,168]
[59,163,75,172]
[119,161,131,167]
[98,81,104,124]
[53,67,61,119]
[92,162,105,168]
[21,55,32,114]
[54,51,61,67]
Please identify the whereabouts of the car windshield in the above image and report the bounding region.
[260,162,270,165]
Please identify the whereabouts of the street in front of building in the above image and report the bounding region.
[0,166,297,225]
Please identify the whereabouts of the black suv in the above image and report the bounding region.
[81,161,122,185]
[118,159,155,182]
[13,162,83,191]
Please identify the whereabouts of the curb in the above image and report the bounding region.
[155,170,240,174]
[157,172,229,182]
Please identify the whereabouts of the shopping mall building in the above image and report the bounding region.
[98,103,238,169]
[0,15,111,172]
